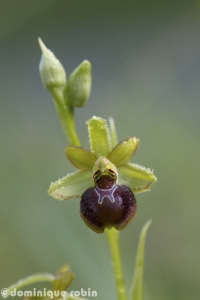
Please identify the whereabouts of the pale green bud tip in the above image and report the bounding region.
[67,60,92,107]
[38,37,67,91]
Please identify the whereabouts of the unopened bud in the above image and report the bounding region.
[53,265,74,291]
[67,60,92,107]
[38,38,67,92]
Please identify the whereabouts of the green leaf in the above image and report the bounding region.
[107,137,139,167]
[86,116,111,157]
[48,170,93,200]
[130,220,152,300]
[118,163,157,193]
[65,146,97,171]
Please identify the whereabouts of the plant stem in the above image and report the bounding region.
[51,88,81,146]
[106,228,128,300]
[7,273,54,292]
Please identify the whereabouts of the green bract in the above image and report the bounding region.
[48,116,157,200]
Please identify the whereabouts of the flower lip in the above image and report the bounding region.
[80,177,137,234]
[80,167,137,234]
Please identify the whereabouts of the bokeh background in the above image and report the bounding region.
[1,1,200,299]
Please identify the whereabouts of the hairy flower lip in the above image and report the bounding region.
[80,175,138,234]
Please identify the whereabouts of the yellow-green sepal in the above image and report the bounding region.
[65,146,97,171]
[118,163,157,193]
[107,136,139,167]
[48,170,93,200]
[86,116,111,157]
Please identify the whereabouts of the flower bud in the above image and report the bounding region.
[38,38,67,92]
[53,265,74,291]
[67,60,92,107]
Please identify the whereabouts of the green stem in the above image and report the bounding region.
[7,273,55,293]
[51,88,81,146]
[106,228,128,300]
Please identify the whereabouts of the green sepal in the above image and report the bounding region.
[67,60,92,107]
[108,136,139,167]
[108,117,118,147]
[48,170,93,200]
[65,146,97,171]
[86,116,111,157]
[53,265,74,292]
[118,163,157,193]
[130,220,152,300]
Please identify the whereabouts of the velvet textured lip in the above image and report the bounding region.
[80,170,137,234]
[48,116,157,233]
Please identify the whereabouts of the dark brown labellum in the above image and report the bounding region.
[80,171,137,233]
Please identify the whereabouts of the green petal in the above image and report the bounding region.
[86,116,111,157]
[118,163,157,193]
[48,170,93,200]
[65,146,97,171]
[107,136,140,167]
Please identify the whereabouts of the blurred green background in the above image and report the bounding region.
[1,0,200,299]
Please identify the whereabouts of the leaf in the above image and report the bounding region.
[107,136,139,167]
[130,220,152,300]
[48,170,93,200]
[65,146,97,171]
[86,116,111,157]
[118,163,157,193]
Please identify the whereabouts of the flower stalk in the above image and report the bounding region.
[51,87,80,146]
[38,38,80,146]
[6,273,55,293]
[106,228,128,300]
